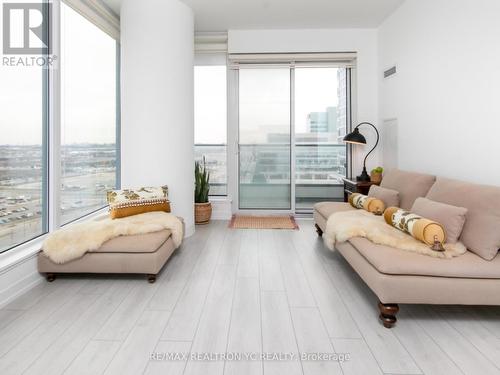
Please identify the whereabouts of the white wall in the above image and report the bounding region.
[0,253,42,308]
[120,0,195,235]
[228,29,380,177]
[379,0,500,185]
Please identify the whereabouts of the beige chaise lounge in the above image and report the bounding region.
[314,169,500,328]
[38,229,176,283]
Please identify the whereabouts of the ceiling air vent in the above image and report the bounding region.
[384,66,396,78]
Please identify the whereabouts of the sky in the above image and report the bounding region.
[0,2,116,146]
[195,66,340,144]
[194,65,227,144]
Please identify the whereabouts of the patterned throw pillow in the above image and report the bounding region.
[348,193,385,215]
[106,186,170,219]
[384,207,446,246]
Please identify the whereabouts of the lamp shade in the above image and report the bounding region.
[342,122,380,182]
[343,127,366,145]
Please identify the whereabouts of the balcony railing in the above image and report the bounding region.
[195,143,347,208]
[194,144,227,196]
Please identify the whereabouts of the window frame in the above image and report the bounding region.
[227,55,356,214]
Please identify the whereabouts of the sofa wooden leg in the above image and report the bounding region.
[315,223,323,237]
[147,274,157,283]
[46,273,56,282]
[378,301,399,328]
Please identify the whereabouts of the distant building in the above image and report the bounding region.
[337,69,348,143]
[307,112,327,133]
[306,106,339,134]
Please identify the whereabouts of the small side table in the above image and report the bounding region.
[342,178,380,202]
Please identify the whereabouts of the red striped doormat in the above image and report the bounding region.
[229,215,299,230]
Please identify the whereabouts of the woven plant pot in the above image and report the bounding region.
[371,172,382,184]
[195,202,212,225]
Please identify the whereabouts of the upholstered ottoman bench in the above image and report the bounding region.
[38,229,177,283]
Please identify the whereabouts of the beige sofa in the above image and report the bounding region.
[314,169,500,328]
[38,229,177,283]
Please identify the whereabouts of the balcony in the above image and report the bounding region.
[195,143,347,210]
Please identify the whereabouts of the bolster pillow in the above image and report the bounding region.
[349,193,386,214]
[384,207,447,246]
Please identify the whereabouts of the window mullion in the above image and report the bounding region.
[116,41,121,189]
[48,0,61,231]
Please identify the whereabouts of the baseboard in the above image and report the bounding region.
[184,224,195,238]
[210,197,232,220]
[0,254,43,308]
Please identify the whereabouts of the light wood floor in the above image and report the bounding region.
[1,220,500,375]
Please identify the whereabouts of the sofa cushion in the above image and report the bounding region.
[411,197,467,244]
[380,169,436,210]
[368,185,400,208]
[96,230,171,253]
[348,237,500,279]
[336,241,500,305]
[314,201,355,220]
[426,177,500,260]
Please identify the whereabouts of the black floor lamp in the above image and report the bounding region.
[343,122,380,182]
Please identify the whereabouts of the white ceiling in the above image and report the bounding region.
[102,0,404,31]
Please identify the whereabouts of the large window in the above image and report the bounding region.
[0,1,119,252]
[194,65,227,196]
[0,58,47,252]
[60,3,118,224]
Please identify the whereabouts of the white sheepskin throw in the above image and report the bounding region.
[324,210,466,259]
[42,211,184,264]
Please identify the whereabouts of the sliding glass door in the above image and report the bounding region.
[238,68,291,209]
[294,67,347,210]
[236,65,349,212]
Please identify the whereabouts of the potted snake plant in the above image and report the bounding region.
[194,157,212,224]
